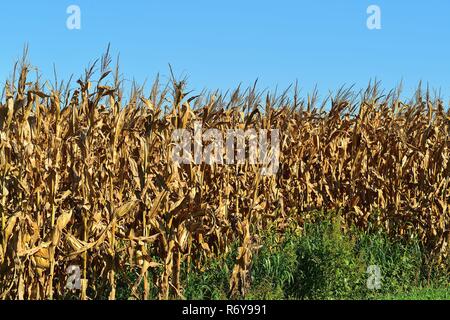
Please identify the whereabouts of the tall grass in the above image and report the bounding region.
[182,218,448,300]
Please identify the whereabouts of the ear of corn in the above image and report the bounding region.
[0,55,449,300]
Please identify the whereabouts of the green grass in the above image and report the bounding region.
[113,215,449,300]
[379,287,450,300]
[180,217,449,300]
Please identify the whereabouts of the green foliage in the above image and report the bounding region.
[286,218,447,299]
[182,244,238,300]
[379,287,450,300]
[246,227,299,299]
[183,259,230,300]
[356,230,423,296]
[127,217,449,300]
[288,219,366,299]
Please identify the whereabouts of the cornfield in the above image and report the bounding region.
[0,53,449,300]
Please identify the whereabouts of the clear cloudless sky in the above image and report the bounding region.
[1,0,450,100]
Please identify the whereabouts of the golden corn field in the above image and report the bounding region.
[0,55,449,300]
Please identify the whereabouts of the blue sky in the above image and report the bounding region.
[1,0,450,99]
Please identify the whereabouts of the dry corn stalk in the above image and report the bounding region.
[0,54,449,300]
